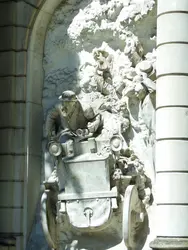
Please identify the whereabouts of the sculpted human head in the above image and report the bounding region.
[133,75,147,100]
[58,90,77,113]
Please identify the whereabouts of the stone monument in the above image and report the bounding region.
[27,0,156,249]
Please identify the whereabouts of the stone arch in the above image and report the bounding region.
[24,0,62,248]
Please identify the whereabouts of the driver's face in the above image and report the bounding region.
[62,97,77,110]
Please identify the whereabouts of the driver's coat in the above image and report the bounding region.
[45,101,88,138]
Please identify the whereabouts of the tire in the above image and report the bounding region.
[123,185,149,250]
[41,190,57,249]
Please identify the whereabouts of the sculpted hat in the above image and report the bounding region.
[58,90,76,101]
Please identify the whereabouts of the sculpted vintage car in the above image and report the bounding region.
[41,129,149,250]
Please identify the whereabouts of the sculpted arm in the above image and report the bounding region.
[45,105,60,140]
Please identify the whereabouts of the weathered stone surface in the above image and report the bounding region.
[0,77,26,102]
[0,2,36,28]
[0,155,25,181]
[0,182,24,207]
[0,27,15,51]
[0,2,16,26]
[16,51,27,75]
[29,10,52,54]
[0,27,29,51]
[0,103,25,127]
[0,52,15,76]
[26,155,42,240]
[0,129,26,154]
[27,51,44,104]
[0,208,23,233]
[0,51,26,76]
[25,0,44,8]
[27,103,43,156]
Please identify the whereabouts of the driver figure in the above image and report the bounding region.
[45,90,102,141]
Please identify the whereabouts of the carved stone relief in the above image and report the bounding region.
[27,0,156,249]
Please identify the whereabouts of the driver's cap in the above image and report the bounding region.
[58,90,76,101]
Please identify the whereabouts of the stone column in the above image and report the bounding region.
[150,0,188,249]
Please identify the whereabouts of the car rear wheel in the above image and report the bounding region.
[123,185,149,250]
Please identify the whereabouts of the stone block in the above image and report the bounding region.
[15,236,23,250]
[0,2,16,26]
[27,103,43,156]
[29,10,52,54]
[8,247,15,250]
[25,0,44,8]
[0,77,26,102]
[27,51,43,104]
[0,208,23,233]
[16,27,30,51]
[0,247,9,250]
[157,13,188,45]
[0,27,15,51]
[0,129,26,154]
[0,26,29,51]
[158,0,188,15]
[156,173,188,204]
[0,52,15,76]
[156,107,188,140]
[16,1,38,28]
[156,205,188,237]
[155,172,188,205]
[27,155,42,237]
[157,76,188,107]
[41,0,62,15]
[156,140,188,172]
[0,2,37,28]
[16,51,27,75]
[0,103,26,127]
[0,155,25,181]
[157,44,188,76]
[0,182,24,207]
[0,51,26,76]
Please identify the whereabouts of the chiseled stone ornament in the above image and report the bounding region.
[27,0,156,249]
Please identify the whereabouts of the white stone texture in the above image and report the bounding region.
[156,205,188,237]
[156,140,188,172]
[155,0,188,243]
[157,13,188,44]
[157,44,188,76]
[156,173,188,204]
[156,107,188,140]
[157,76,188,107]
[158,0,188,14]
